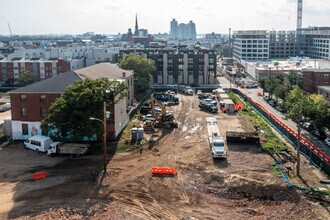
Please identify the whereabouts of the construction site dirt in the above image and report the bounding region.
[0,94,329,220]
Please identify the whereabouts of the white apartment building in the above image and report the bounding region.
[233,30,269,61]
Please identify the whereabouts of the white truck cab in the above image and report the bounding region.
[211,138,227,158]
[47,142,61,156]
[206,117,227,159]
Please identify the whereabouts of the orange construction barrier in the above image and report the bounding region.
[234,102,244,111]
[33,171,47,180]
[152,167,176,175]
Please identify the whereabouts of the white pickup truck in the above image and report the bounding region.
[47,142,89,156]
[206,117,227,159]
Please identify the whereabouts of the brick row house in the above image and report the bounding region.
[9,63,134,140]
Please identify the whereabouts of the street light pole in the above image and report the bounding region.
[90,101,109,173]
[103,101,107,172]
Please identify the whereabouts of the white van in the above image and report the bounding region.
[24,135,53,152]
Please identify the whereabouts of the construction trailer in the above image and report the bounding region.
[219,93,230,101]
[223,99,235,113]
[206,117,227,159]
[213,88,226,100]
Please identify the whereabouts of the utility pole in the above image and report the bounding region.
[296,75,302,176]
[103,102,107,172]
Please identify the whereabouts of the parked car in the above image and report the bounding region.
[311,130,327,140]
[302,122,312,131]
[325,138,330,147]
[275,105,286,113]
[0,103,11,112]
[268,100,277,107]
[197,90,202,96]
[324,138,330,147]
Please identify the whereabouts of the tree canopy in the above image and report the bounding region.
[285,86,330,131]
[18,70,36,86]
[41,78,128,141]
[118,54,156,93]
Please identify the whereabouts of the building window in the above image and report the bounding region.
[22,124,28,135]
[21,107,27,117]
[20,94,27,102]
[40,108,47,117]
[40,95,46,102]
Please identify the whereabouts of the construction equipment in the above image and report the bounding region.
[206,117,227,159]
[144,97,178,130]
[7,23,13,38]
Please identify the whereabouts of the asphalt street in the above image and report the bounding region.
[217,76,330,157]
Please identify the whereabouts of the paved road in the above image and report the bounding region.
[217,76,330,157]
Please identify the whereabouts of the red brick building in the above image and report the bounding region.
[301,69,330,93]
[9,63,134,140]
[0,57,71,83]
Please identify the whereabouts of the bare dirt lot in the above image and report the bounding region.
[0,94,329,220]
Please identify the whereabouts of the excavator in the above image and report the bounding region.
[144,97,178,130]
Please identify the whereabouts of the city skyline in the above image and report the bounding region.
[1,0,330,35]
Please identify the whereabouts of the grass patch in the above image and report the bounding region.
[116,115,148,152]
[270,162,281,176]
[228,91,240,103]
[236,95,287,154]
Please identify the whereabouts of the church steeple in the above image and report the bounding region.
[134,14,139,36]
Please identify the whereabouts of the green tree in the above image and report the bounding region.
[41,78,128,141]
[274,85,288,102]
[118,54,156,93]
[285,86,311,122]
[265,77,280,99]
[307,94,330,131]
[18,70,36,86]
[287,71,302,88]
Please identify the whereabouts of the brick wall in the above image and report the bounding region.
[302,70,330,93]
[10,93,60,121]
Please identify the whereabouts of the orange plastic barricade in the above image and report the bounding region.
[152,167,176,175]
[33,171,47,180]
[234,102,244,111]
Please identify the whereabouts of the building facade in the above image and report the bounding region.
[9,63,134,141]
[233,30,269,61]
[301,69,330,93]
[0,57,72,83]
[118,47,217,86]
[233,27,330,62]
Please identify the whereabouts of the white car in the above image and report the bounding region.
[325,138,330,147]
[197,90,202,95]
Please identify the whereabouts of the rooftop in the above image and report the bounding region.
[318,86,330,93]
[75,63,133,80]
[247,58,330,71]
[10,71,81,94]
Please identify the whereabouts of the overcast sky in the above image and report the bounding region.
[1,0,330,35]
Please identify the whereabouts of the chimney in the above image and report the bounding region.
[122,72,126,78]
